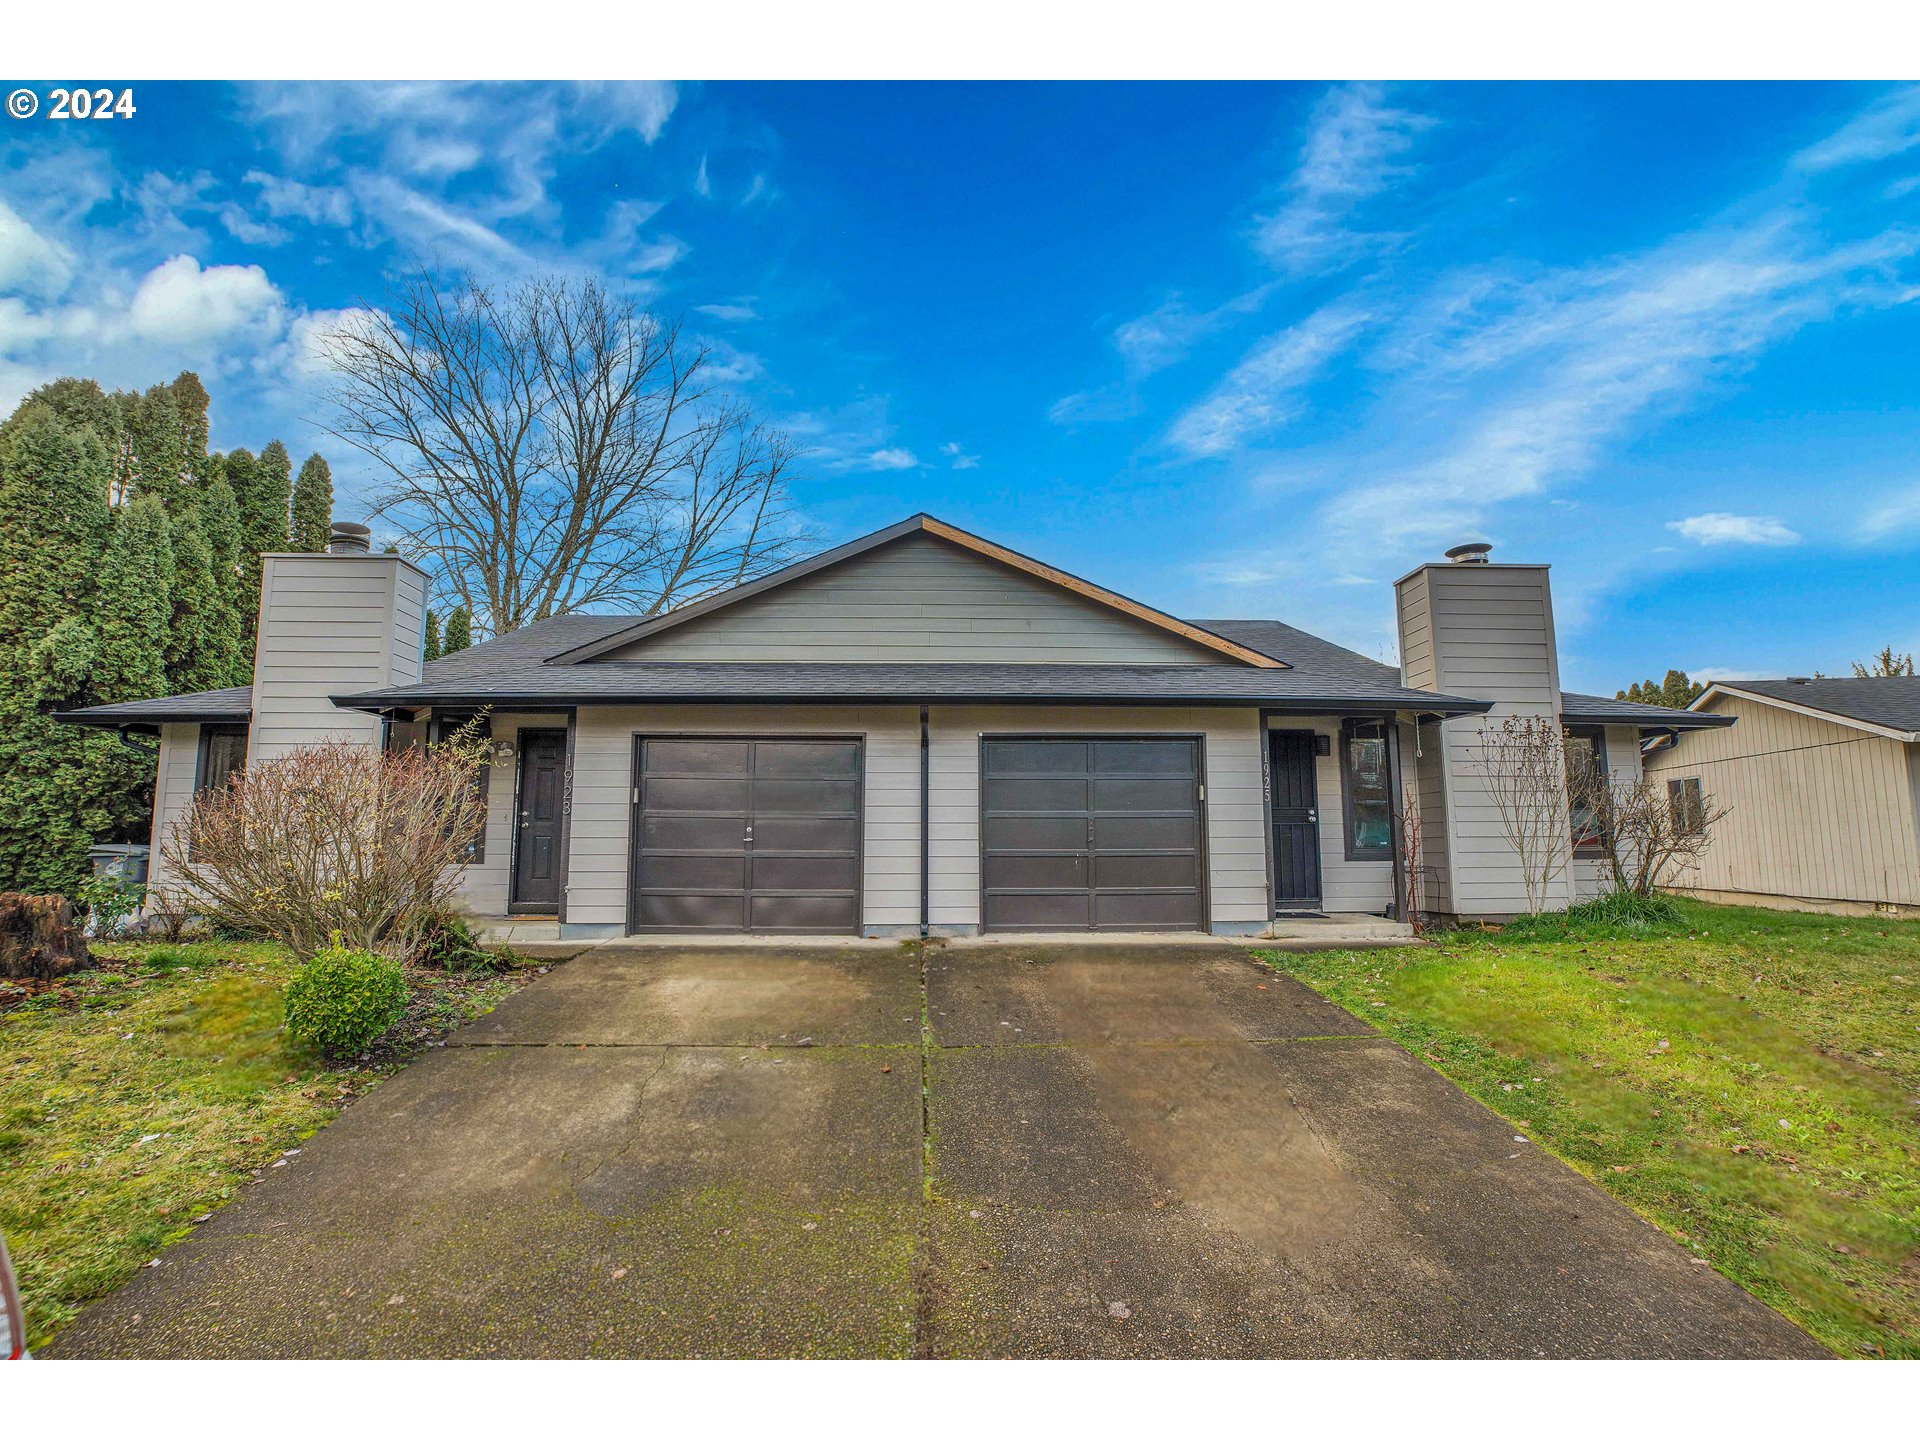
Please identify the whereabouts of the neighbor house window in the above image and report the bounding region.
[1340,718,1392,860]
[1565,725,1608,852]
[1668,777,1705,836]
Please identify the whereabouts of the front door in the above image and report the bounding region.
[1269,729,1322,910]
[511,729,568,913]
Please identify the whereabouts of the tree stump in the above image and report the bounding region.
[0,894,94,980]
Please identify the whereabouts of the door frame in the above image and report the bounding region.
[976,732,1211,935]
[1265,723,1325,912]
[625,733,867,936]
[509,727,569,914]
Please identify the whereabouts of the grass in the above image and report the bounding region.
[0,938,543,1349]
[1259,896,1920,1359]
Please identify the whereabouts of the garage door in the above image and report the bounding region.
[629,737,863,934]
[981,736,1205,932]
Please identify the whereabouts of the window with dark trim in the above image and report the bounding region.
[1339,718,1392,860]
[1565,725,1608,852]
[431,710,492,864]
[1668,777,1705,836]
[190,724,248,861]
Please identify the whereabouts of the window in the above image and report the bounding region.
[1564,725,1608,852]
[1340,718,1392,860]
[431,710,492,864]
[194,724,248,798]
[1668,777,1705,836]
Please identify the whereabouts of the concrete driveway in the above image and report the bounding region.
[49,941,1822,1358]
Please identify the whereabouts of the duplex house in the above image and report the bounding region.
[62,515,1724,938]
[1644,677,1920,916]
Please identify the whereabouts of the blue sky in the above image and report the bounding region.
[2,80,1918,692]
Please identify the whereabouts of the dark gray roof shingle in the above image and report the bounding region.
[1560,691,1735,730]
[1710,678,1920,736]
[56,685,253,727]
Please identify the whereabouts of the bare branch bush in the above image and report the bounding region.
[319,268,809,636]
[1399,782,1425,934]
[161,730,489,959]
[1472,715,1572,916]
[1566,762,1731,898]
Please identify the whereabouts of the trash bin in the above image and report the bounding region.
[87,843,150,886]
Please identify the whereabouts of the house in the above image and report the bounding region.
[59,515,1727,938]
[1643,677,1920,916]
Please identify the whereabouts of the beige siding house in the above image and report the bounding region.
[64,515,1725,938]
[1644,679,1920,915]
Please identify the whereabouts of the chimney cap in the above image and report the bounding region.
[328,521,372,555]
[1444,541,1493,564]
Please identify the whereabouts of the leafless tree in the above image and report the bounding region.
[319,268,808,636]
[162,732,489,959]
[1567,761,1731,898]
[1472,715,1572,916]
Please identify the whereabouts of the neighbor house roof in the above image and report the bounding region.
[55,685,253,729]
[1696,678,1920,742]
[547,514,1289,669]
[1559,691,1736,730]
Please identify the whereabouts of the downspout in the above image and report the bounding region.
[919,704,931,939]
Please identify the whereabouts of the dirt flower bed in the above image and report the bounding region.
[0,936,557,1349]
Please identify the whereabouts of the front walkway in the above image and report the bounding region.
[48,943,1819,1358]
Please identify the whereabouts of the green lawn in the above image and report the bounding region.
[0,939,539,1349]
[1261,898,1920,1358]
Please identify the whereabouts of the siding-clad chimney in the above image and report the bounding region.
[1395,548,1571,919]
[248,538,429,763]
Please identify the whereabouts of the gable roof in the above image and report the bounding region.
[547,514,1286,669]
[55,685,254,729]
[1697,678,1920,742]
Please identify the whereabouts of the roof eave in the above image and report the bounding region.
[331,689,1490,716]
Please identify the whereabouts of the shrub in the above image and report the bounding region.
[409,910,503,971]
[1499,890,1688,942]
[162,723,490,959]
[282,935,409,1058]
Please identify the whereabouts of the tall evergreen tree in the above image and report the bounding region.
[196,475,251,687]
[91,496,174,703]
[164,505,230,693]
[290,453,333,552]
[443,606,472,655]
[170,371,212,485]
[1853,646,1916,678]
[423,609,442,663]
[124,382,187,509]
[257,440,294,552]
[1615,670,1704,709]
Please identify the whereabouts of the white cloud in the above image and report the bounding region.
[286,306,381,378]
[1112,283,1274,379]
[1047,386,1136,427]
[1166,302,1371,456]
[218,204,290,247]
[1667,512,1802,547]
[694,155,713,198]
[1859,484,1920,540]
[0,199,75,299]
[348,174,533,269]
[128,254,284,346]
[940,441,979,470]
[864,447,920,471]
[1796,84,1920,172]
[695,301,758,322]
[1254,83,1435,275]
[243,170,354,228]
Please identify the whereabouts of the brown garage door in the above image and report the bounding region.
[629,737,863,934]
[981,736,1205,932]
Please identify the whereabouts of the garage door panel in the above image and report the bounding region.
[630,737,863,935]
[982,776,1087,811]
[981,735,1204,934]
[983,851,1089,891]
[645,739,751,776]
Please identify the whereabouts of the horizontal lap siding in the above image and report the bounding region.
[930,706,1267,931]
[564,706,921,931]
[1266,716,1395,915]
[145,724,202,895]
[1573,725,1642,900]
[1645,695,1920,907]
[604,533,1232,665]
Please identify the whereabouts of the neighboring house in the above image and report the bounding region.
[1644,678,1920,916]
[60,515,1726,938]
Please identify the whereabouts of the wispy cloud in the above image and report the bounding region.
[864,447,920,471]
[1254,83,1435,276]
[1667,512,1801,546]
[1166,302,1371,457]
[1795,84,1920,172]
[1112,285,1274,379]
[1859,483,1920,540]
[940,441,979,470]
[695,300,758,322]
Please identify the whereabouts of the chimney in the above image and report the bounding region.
[328,521,372,554]
[1394,544,1569,919]
[248,524,429,763]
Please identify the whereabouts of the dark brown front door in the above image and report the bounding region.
[1269,729,1322,909]
[980,736,1205,932]
[511,729,567,913]
[629,737,863,934]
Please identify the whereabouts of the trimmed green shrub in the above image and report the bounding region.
[409,910,503,971]
[282,935,408,1058]
[1499,890,1688,943]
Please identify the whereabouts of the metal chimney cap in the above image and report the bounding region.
[328,521,372,555]
[1444,541,1493,564]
